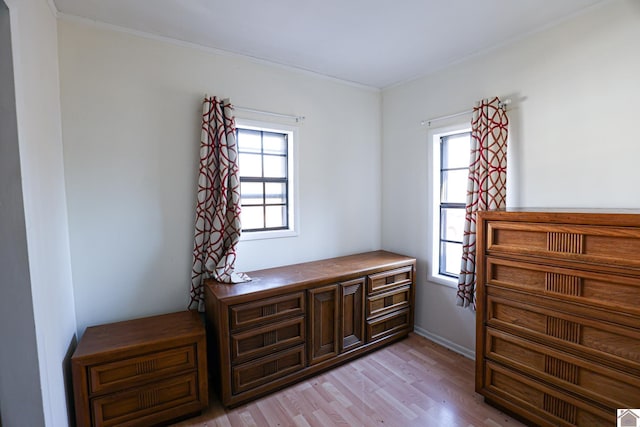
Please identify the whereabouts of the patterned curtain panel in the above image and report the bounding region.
[189,96,250,311]
[456,97,509,309]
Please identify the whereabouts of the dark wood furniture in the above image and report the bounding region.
[71,311,208,427]
[476,209,640,426]
[204,250,416,407]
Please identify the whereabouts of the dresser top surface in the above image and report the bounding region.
[73,310,204,359]
[205,250,415,301]
[479,208,640,226]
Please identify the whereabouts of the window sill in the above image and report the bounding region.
[428,273,459,289]
[240,229,298,241]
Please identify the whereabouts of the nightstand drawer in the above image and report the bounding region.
[231,316,305,364]
[367,266,412,294]
[367,285,411,319]
[230,292,305,330]
[232,345,305,394]
[91,372,200,427]
[89,345,196,395]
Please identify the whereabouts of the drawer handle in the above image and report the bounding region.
[136,360,157,375]
[547,232,583,254]
[138,389,159,409]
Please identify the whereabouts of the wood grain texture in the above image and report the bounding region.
[171,334,525,427]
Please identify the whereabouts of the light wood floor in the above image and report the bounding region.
[172,334,526,427]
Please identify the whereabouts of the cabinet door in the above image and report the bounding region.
[308,285,339,365]
[340,278,365,352]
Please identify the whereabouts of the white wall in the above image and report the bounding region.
[4,0,77,425]
[382,0,640,356]
[57,20,382,336]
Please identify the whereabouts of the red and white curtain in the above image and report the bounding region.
[189,96,250,311]
[456,97,508,309]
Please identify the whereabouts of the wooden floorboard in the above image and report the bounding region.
[172,333,526,427]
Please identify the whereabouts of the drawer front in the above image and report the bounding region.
[230,316,305,364]
[230,292,305,330]
[486,256,640,317]
[482,361,612,426]
[91,373,200,427]
[366,308,410,342]
[89,345,196,395]
[367,266,413,294]
[232,345,305,395]
[485,328,640,410]
[486,292,640,374]
[485,220,640,269]
[367,285,411,319]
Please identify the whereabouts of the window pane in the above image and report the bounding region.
[263,132,287,155]
[237,129,262,153]
[263,155,286,178]
[441,208,465,242]
[265,182,286,204]
[441,241,462,277]
[239,153,262,177]
[241,206,264,230]
[441,169,468,204]
[241,182,263,205]
[265,205,286,228]
[442,133,471,169]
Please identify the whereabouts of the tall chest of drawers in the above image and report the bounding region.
[476,210,640,427]
[205,251,415,407]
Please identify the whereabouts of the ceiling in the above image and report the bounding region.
[53,0,607,89]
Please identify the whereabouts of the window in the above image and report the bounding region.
[429,125,471,286]
[236,119,297,240]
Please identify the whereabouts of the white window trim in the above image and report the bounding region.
[235,118,299,241]
[427,122,471,288]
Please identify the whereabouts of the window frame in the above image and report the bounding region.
[235,118,299,241]
[428,123,471,288]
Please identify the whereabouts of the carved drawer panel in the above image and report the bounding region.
[485,328,640,410]
[230,316,305,364]
[367,266,413,294]
[483,361,612,426]
[485,221,640,269]
[367,285,411,319]
[232,345,305,395]
[91,372,200,427]
[88,345,196,395]
[486,293,640,375]
[366,308,411,342]
[230,292,305,330]
[486,257,640,316]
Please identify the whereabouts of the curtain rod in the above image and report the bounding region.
[233,105,305,123]
[420,99,511,127]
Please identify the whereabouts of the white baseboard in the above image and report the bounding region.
[413,326,476,360]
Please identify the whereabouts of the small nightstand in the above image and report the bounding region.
[71,310,208,427]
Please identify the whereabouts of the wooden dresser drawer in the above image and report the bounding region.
[366,308,411,341]
[482,361,612,427]
[486,292,640,375]
[367,285,411,319]
[485,328,640,410]
[232,345,305,394]
[89,345,196,395]
[230,292,305,330]
[486,256,640,317]
[231,316,305,364]
[367,266,412,294]
[91,372,200,427]
[485,220,640,269]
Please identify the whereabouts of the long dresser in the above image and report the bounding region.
[204,250,415,407]
[476,209,640,427]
